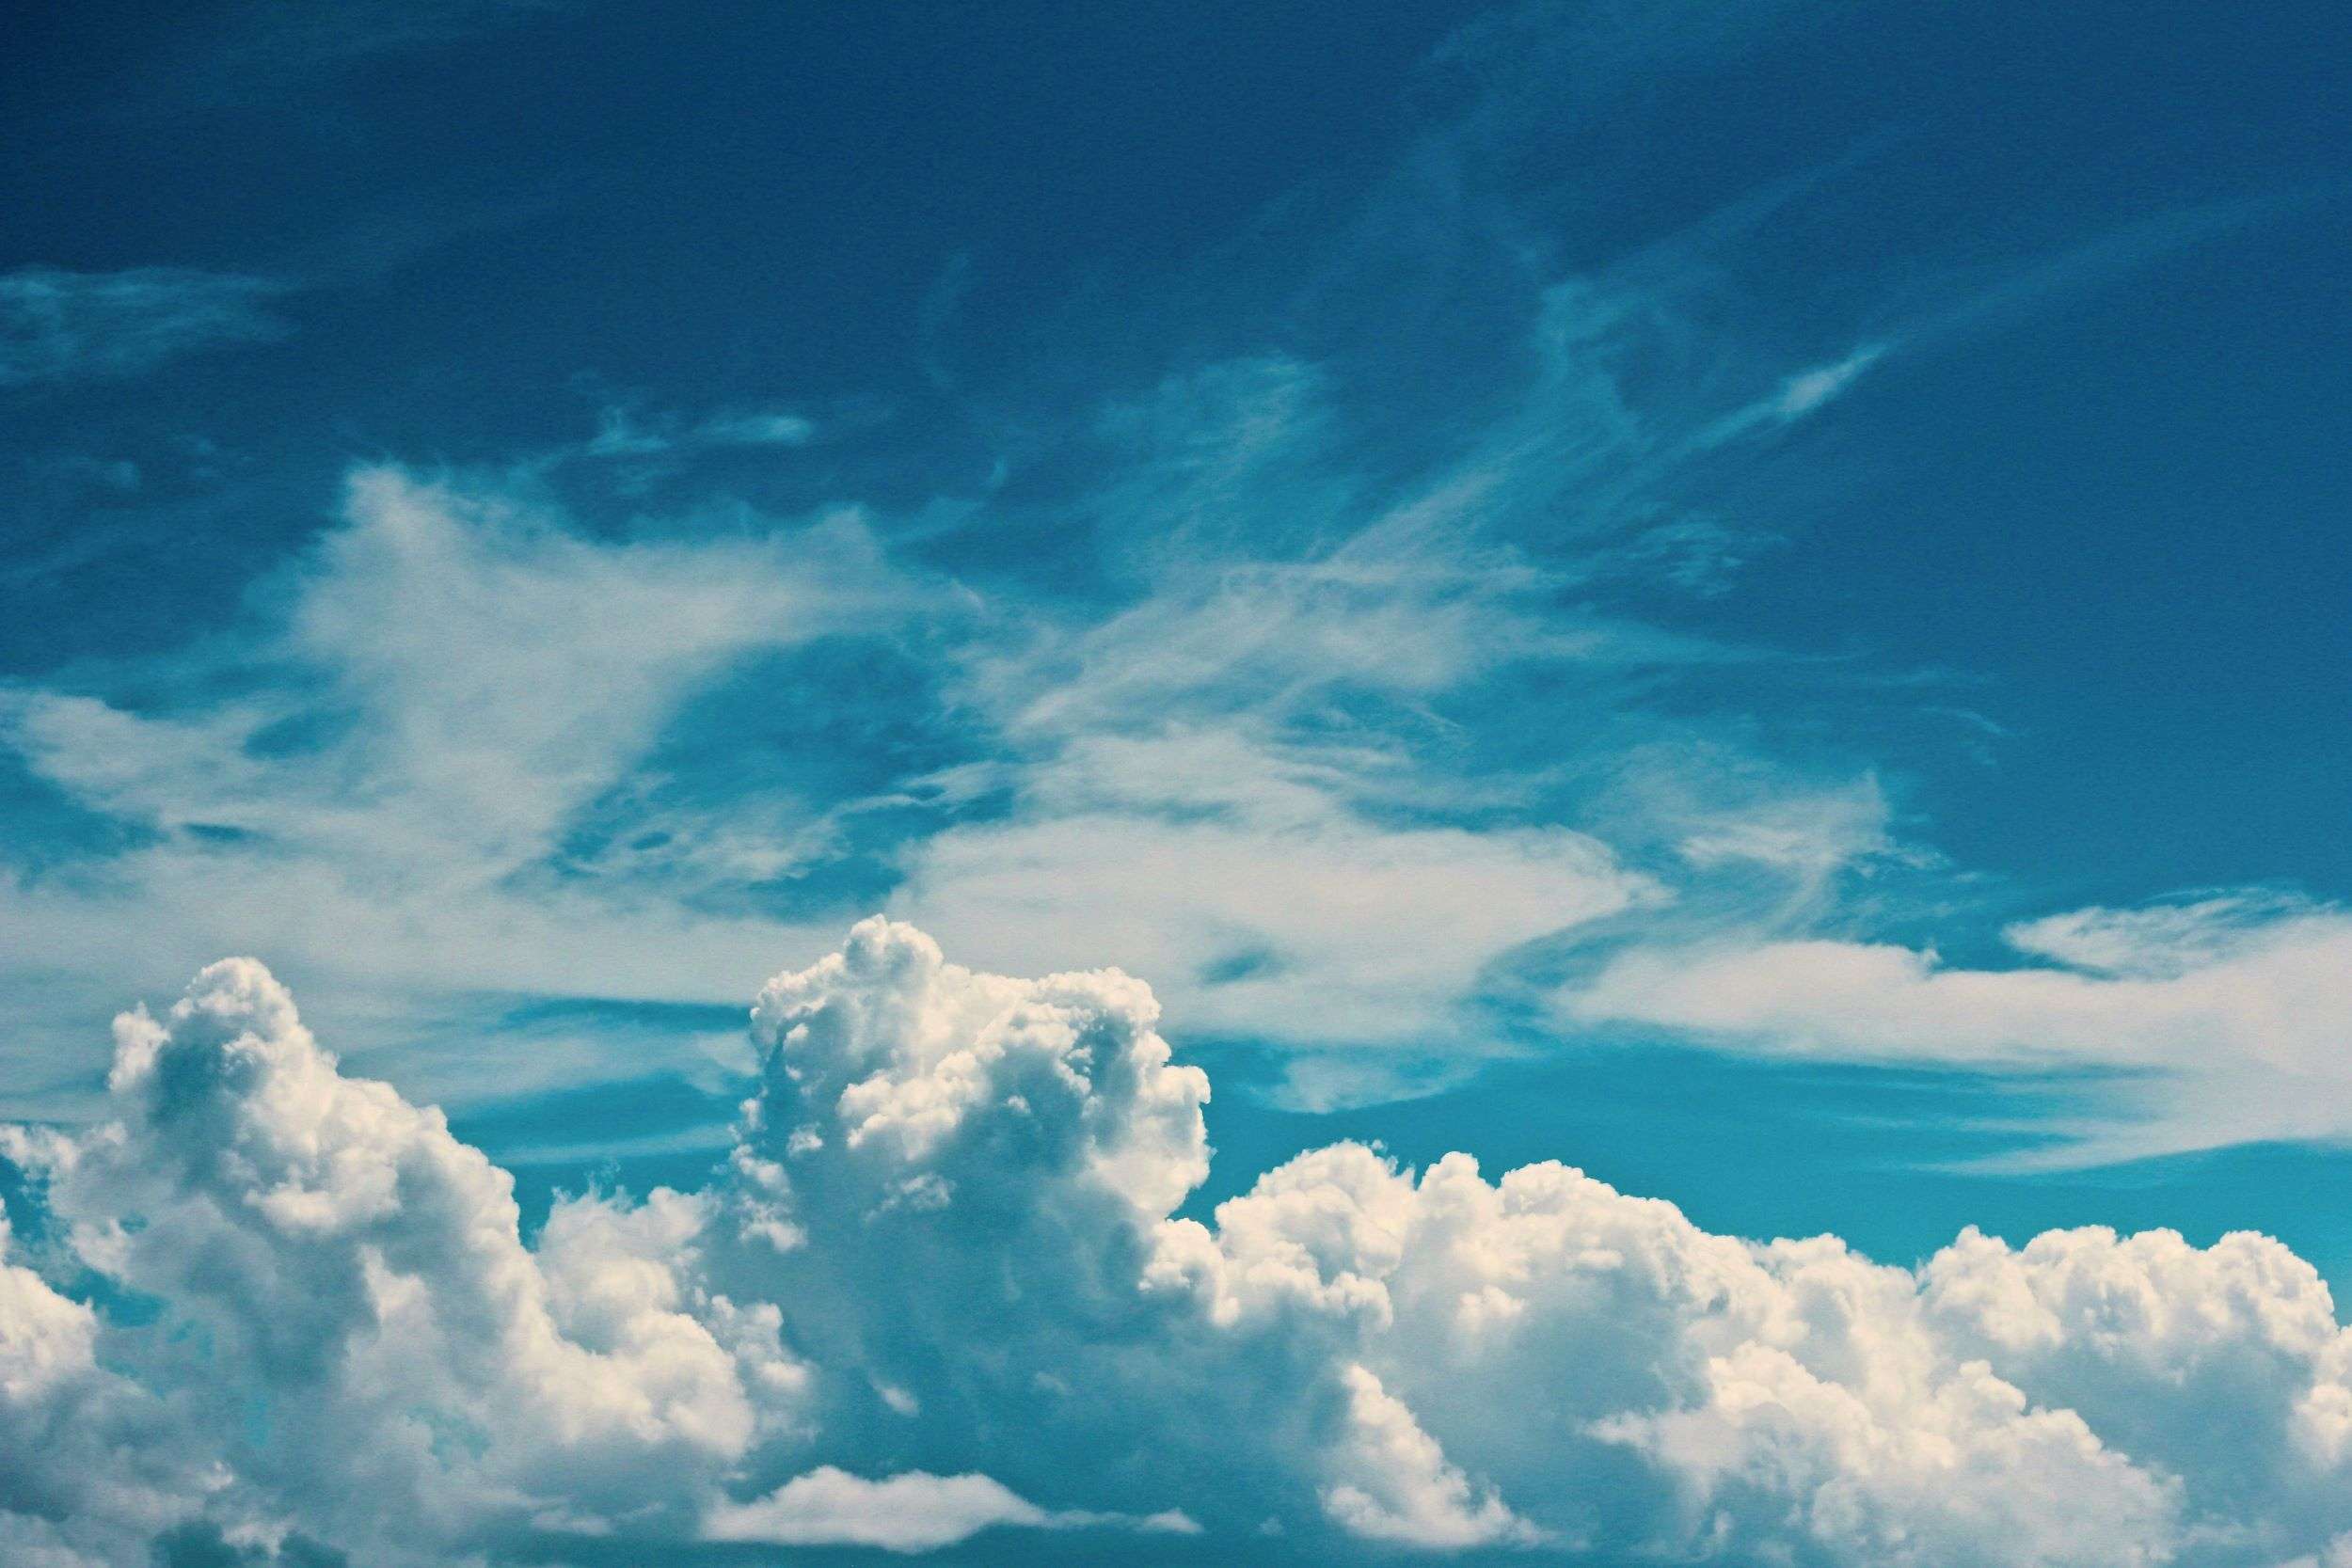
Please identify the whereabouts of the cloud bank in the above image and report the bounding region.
[8,922,2352,1564]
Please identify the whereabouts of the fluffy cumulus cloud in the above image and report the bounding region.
[2,956,801,1561]
[8,922,2352,1563]
[0,1207,205,1567]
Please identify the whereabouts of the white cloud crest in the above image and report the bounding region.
[6,922,2352,1563]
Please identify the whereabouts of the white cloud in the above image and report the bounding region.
[1321,1364,1546,1549]
[0,230,2322,1174]
[707,1467,1197,1553]
[0,1212,199,1564]
[0,257,1952,1135]
[1565,897,2352,1154]
[706,1467,1055,1551]
[895,728,1654,1059]
[1602,1339,2180,1568]
[902,372,1686,1076]
[0,467,917,1116]
[2002,893,2312,977]
[8,957,799,1555]
[1156,1140,2205,1563]
[742,915,1211,1223]
[683,925,2352,1563]
[0,431,1670,1124]
[10,923,2352,1563]
[1773,344,1883,418]
[582,404,817,458]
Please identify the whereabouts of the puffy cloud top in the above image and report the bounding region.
[746,915,1210,1222]
[6,924,2352,1564]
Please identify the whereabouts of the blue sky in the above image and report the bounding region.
[3,3,2351,1564]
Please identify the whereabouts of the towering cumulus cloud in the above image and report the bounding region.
[8,922,2352,1564]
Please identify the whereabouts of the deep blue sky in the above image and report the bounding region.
[5,0,2350,1288]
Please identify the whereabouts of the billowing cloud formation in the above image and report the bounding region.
[5,956,801,1562]
[9,922,2352,1563]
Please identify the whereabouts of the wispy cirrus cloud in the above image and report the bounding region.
[0,225,1899,1120]
[0,0,2317,1155]
[0,265,289,388]
[0,467,918,1113]
[582,404,818,459]
[0,194,2281,1136]
[1566,894,2352,1160]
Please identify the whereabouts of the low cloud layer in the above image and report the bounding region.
[8,922,2352,1564]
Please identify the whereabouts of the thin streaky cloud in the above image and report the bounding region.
[0,265,289,388]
